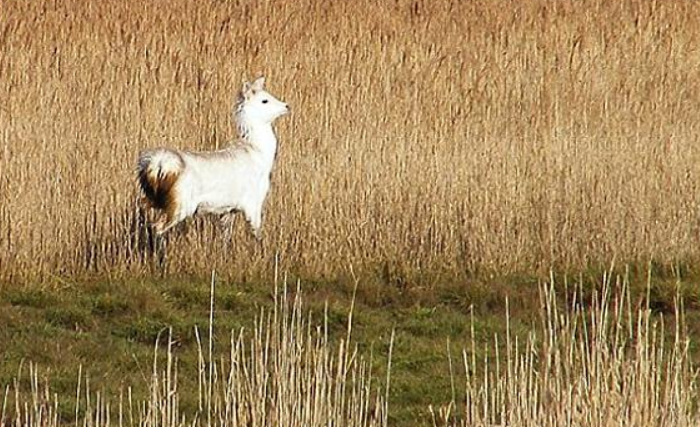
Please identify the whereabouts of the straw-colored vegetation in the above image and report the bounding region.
[2,0,700,282]
[3,0,700,425]
[436,275,699,427]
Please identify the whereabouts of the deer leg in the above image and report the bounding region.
[245,210,263,241]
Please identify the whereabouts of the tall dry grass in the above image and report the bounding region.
[2,0,700,281]
[433,274,699,427]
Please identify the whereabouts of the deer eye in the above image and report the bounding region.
[262,99,269,104]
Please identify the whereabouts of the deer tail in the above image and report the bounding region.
[137,149,184,211]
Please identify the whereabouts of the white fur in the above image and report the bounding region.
[138,76,289,237]
[139,150,183,176]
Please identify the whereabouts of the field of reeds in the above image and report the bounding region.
[2,0,700,282]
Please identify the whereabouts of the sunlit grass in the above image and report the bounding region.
[2,0,700,282]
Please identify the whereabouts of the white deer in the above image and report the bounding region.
[137,77,289,238]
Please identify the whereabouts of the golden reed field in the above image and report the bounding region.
[1,0,700,282]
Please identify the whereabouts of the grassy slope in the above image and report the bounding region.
[1,264,700,426]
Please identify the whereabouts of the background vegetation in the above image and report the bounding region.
[2,0,700,282]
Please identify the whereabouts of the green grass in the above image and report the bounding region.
[1,263,698,426]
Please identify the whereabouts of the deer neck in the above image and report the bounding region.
[236,115,278,169]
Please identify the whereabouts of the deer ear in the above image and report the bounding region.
[251,76,265,92]
[240,81,253,100]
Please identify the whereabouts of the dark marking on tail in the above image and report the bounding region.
[138,168,178,210]
[137,151,184,219]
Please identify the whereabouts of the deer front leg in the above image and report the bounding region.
[244,209,263,241]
